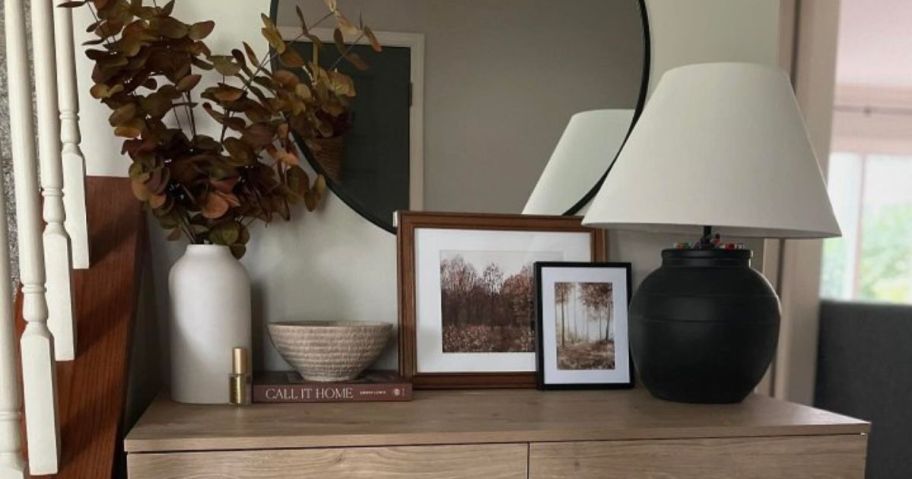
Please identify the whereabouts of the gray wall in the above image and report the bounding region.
[816,300,912,479]
[0,0,24,289]
[281,0,645,214]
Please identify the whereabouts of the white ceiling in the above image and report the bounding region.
[836,0,912,87]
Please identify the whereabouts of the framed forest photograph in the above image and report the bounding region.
[535,262,633,389]
[396,212,606,389]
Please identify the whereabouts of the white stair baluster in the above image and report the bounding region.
[0,179,27,479]
[5,0,63,474]
[32,0,77,361]
[54,0,91,270]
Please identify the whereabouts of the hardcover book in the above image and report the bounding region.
[253,370,413,403]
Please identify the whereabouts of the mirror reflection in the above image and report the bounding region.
[272,0,649,231]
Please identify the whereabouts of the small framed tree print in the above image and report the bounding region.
[534,262,633,389]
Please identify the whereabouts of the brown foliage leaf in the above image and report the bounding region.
[211,84,245,102]
[96,20,125,39]
[276,123,290,140]
[131,178,150,201]
[188,21,215,41]
[146,167,170,194]
[304,191,318,211]
[243,42,260,66]
[108,102,137,126]
[345,51,368,71]
[210,176,239,194]
[160,0,175,16]
[224,137,254,164]
[90,83,124,99]
[116,36,143,57]
[211,56,241,76]
[229,245,246,259]
[279,48,306,68]
[224,116,247,132]
[243,123,275,149]
[327,69,355,96]
[114,124,142,138]
[295,83,312,100]
[189,41,211,57]
[193,135,221,152]
[141,93,173,119]
[332,28,346,55]
[334,12,359,36]
[202,102,225,122]
[191,57,214,70]
[215,191,241,207]
[286,166,310,196]
[209,220,241,245]
[314,174,327,197]
[176,74,202,92]
[231,49,248,68]
[364,26,382,52]
[149,193,168,209]
[260,14,286,54]
[157,17,189,39]
[273,69,299,88]
[201,192,230,219]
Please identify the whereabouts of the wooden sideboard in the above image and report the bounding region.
[125,388,869,478]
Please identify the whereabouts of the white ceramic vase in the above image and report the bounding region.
[169,244,252,404]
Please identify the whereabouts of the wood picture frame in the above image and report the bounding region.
[534,262,634,390]
[396,211,607,389]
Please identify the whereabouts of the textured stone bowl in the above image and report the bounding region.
[267,321,392,382]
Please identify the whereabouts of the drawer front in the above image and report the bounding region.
[128,443,527,479]
[530,435,867,479]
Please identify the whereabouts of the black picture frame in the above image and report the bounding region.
[534,262,634,390]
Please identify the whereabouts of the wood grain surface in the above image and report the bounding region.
[529,434,868,479]
[125,388,868,453]
[128,444,528,479]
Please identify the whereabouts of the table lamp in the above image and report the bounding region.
[582,62,840,403]
[524,109,635,215]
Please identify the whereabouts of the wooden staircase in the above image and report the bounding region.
[17,177,145,478]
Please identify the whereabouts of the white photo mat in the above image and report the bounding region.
[539,265,631,385]
[414,228,593,373]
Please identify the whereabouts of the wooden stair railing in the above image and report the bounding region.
[6,0,61,471]
[17,177,145,478]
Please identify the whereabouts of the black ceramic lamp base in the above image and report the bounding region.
[629,248,780,404]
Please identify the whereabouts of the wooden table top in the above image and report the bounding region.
[125,388,869,453]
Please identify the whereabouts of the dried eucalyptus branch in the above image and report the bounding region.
[63,0,381,257]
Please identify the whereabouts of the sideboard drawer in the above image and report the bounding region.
[128,443,527,479]
[529,435,867,479]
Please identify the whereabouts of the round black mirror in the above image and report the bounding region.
[270,0,650,232]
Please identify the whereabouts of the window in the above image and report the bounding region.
[821,150,912,303]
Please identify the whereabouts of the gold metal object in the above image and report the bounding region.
[229,347,252,406]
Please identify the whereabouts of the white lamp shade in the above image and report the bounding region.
[582,62,840,239]
[523,109,635,215]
